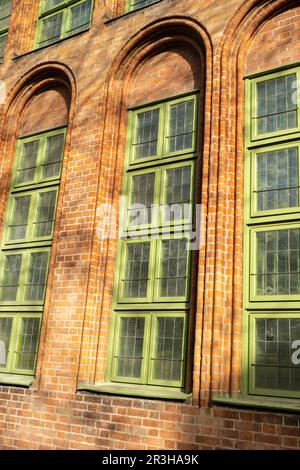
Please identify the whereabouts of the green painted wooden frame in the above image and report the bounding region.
[127,95,198,168]
[0,247,51,306]
[2,187,59,247]
[0,312,41,375]
[250,66,300,143]
[248,311,300,399]
[243,65,300,400]
[106,93,199,394]
[0,127,66,381]
[250,141,300,220]
[125,0,160,13]
[0,0,12,62]
[35,0,94,49]
[110,310,187,388]
[122,160,195,236]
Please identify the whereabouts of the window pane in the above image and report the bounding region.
[0,317,12,368]
[0,33,7,61]
[34,190,57,238]
[42,134,65,179]
[9,195,31,241]
[134,109,159,159]
[17,140,39,185]
[0,0,12,30]
[130,0,157,10]
[256,147,299,211]
[254,318,300,391]
[163,166,192,223]
[44,0,64,12]
[25,252,49,302]
[116,316,145,378]
[0,254,22,302]
[168,100,194,152]
[159,239,188,298]
[15,317,40,371]
[68,0,92,35]
[152,317,184,382]
[256,74,297,134]
[40,12,63,46]
[256,229,300,296]
[129,172,155,226]
[123,243,150,298]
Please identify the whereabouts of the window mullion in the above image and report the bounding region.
[17,250,29,304]
[7,314,20,372]
[36,136,46,183]
[27,190,38,242]
[61,5,70,38]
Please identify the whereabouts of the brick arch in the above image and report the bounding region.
[78,17,213,400]
[203,0,300,405]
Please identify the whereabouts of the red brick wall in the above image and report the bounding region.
[128,46,201,107]
[18,86,70,136]
[0,0,300,451]
[245,5,300,75]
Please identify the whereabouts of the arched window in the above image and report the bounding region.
[105,45,203,398]
[0,85,70,384]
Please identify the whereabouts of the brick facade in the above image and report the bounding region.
[0,0,300,450]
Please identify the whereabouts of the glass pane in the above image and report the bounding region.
[124,243,150,298]
[160,239,188,297]
[34,190,57,238]
[9,195,31,241]
[168,100,194,152]
[256,74,297,134]
[116,317,145,378]
[163,166,192,222]
[17,140,39,185]
[15,317,40,371]
[134,109,159,159]
[25,252,49,302]
[44,0,64,12]
[40,12,63,46]
[0,254,22,302]
[254,318,300,391]
[129,172,155,226]
[42,134,65,179]
[0,0,12,30]
[256,147,299,211]
[130,0,157,11]
[0,317,13,367]
[152,317,184,382]
[0,33,7,61]
[68,0,92,35]
[256,229,300,296]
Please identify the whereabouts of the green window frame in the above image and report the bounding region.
[0,127,66,379]
[0,0,12,62]
[107,93,198,394]
[126,0,159,13]
[35,0,94,48]
[244,65,300,400]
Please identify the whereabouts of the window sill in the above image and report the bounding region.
[103,0,163,25]
[77,382,191,401]
[12,27,90,61]
[212,393,300,413]
[0,373,34,387]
